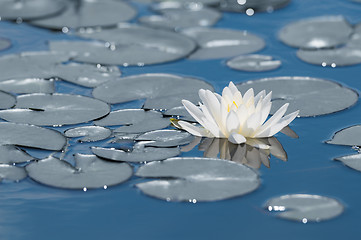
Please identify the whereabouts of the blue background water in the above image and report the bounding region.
[1,0,361,239]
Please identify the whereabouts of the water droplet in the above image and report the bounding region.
[83,187,87,192]
[246,8,254,16]
[302,218,308,224]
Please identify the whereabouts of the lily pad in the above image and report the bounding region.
[0,145,34,164]
[219,0,290,13]
[92,73,213,108]
[0,164,27,182]
[279,16,353,49]
[156,0,220,5]
[94,109,170,133]
[26,154,133,189]
[334,153,361,172]
[92,146,181,163]
[0,93,110,126]
[0,38,11,51]
[164,106,195,122]
[54,63,121,88]
[64,126,112,142]
[0,0,66,20]
[264,194,344,223]
[135,130,194,147]
[136,157,260,202]
[30,0,136,29]
[0,90,16,109]
[0,122,66,150]
[326,125,361,146]
[0,78,55,94]
[236,76,358,117]
[72,23,197,66]
[181,27,265,59]
[226,55,281,72]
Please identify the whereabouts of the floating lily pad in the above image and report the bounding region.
[71,23,196,66]
[64,126,111,142]
[334,153,361,172]
[0,38,11,51]
[264,194,344,223]
[0,164,27,182]
[181,27,265,59]
[0,0,66,20]
[0,93,110,126]
[55,63,121,88]
[92,73,213,108]
[94,109,170,133]
[220,0,290,13]
[279,16,353,49]
[164,106,195,122]
[0,122,66,150]
[92,146,181,163]
[297,47,361,67]
[136,157,260,202]
[139,7,221,30]
[0,78,54,94]
[30,0,136,29]
[226,55,281,72]
[157,0,220,5]
[0,90,16,109]
[135,130,194,147]
[326,125,361,146]
[26,154,133,189]
[0,145,34,164]
[236,76,358,117]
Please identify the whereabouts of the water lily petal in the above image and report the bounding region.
[228,132,246,144]
[236,104,248,127]
[228,81,239,96]
[226,110,240,134]
[266,110,299,137]
[254,90,266,106]
[243,88,254,105]
[182,99,206,126]
[178,121,209,137]
[222,86,233,101]
[243,111,262,137]
[254,103,289,137]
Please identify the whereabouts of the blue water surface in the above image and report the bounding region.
[1,0,361,239]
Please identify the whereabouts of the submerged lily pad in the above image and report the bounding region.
[334,153,361,172]
[326,125,361,146]
[0,145,34,164]
[92,146,181,163]
[26,154,133,189]
[0,93,110,126]
[226,55,281,72]
[0,90,16,109]
[71,23,196,66]
[64,126,111,142]
[92,73,213,109]
[181,27,265,59]
[136,157,260,202]
[0,38,11,51]
[279,16,353,49]
[94,109,170,133]
[135,130,194,147]
[30,0,136,29]
[220,0,290,13]
[0,0,66,20]
[0,122,66,150]
[236,76,358,117]
[264,194,344,222]
[0,164,27,182]
[0,78,55,94]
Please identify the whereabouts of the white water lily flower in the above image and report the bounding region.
[178,82,299,144]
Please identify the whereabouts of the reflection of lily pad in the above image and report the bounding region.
[334,153,361,172]
[0,145,34,164]
[226,55,281,72]
[181,27,265,59]
[64,126,112,142]
[0,122,66,151]
[26,154,133,189]
[236,76,358,117]
[264,194,344,223]
[326,125,361,146]
[92,146,181,163]
[30,0,136,29]
[135,130,194,147]
[0,90,16,109]
[0,93,110,126]
[279,16,353,49]
[136,157,260,202]
[0,164,27,182]
[94,109,170,133]
[92,73,213,107]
